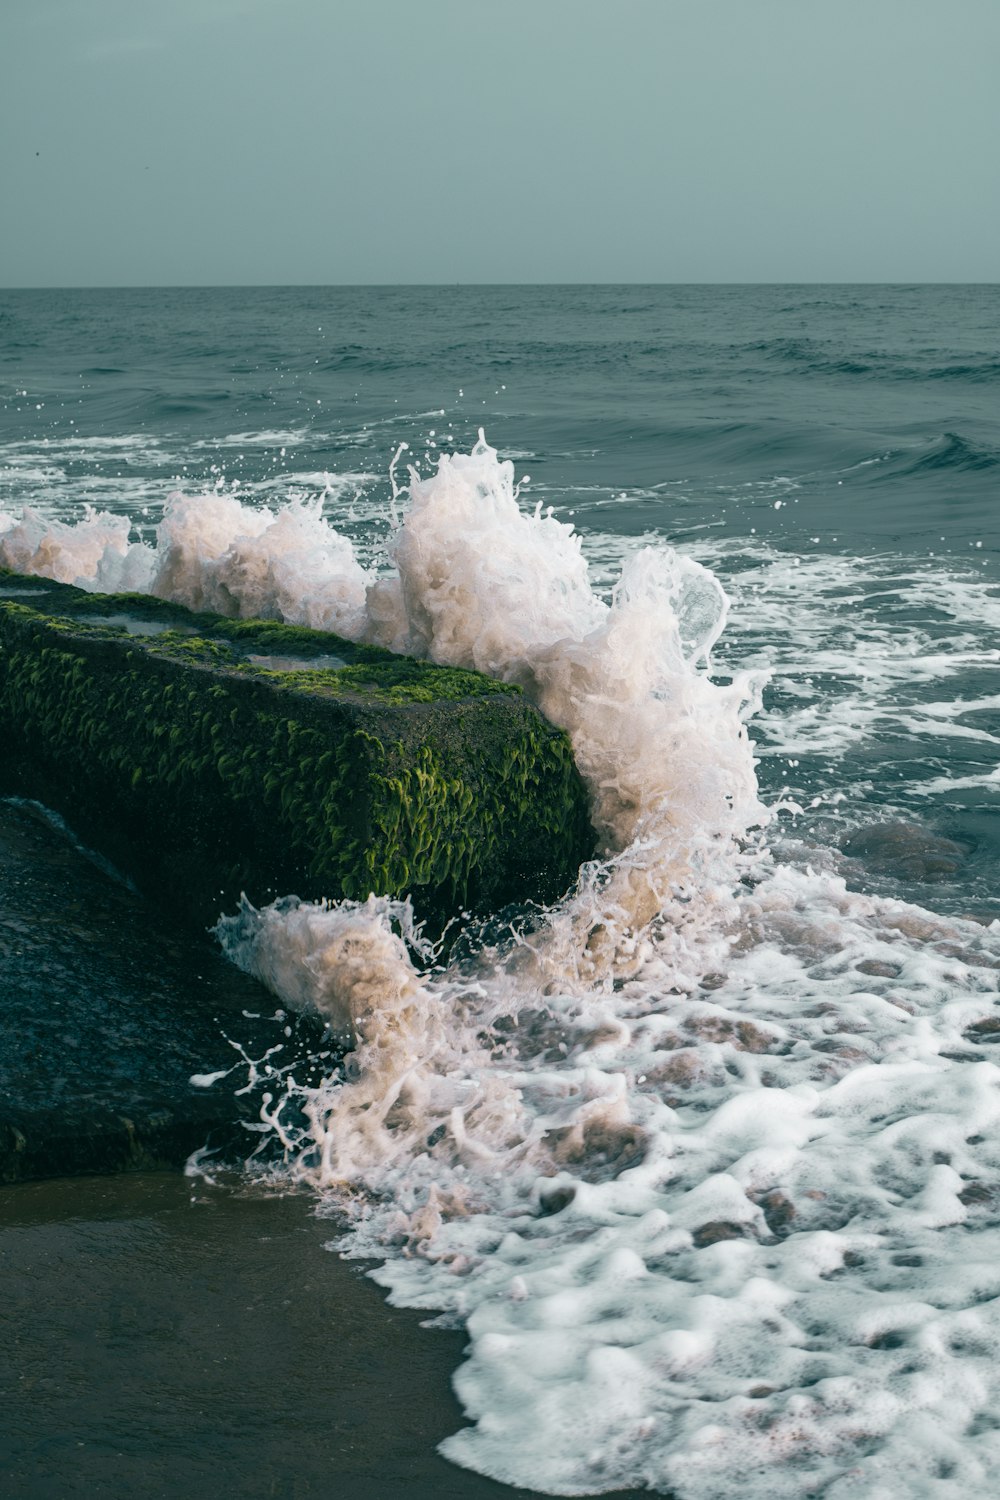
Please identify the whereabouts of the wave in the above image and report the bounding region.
[313,329,1000,389]
[0,436,766,868]
[918,358,1000,383]
[209,443,1000,1497]
[739,338,1000,385]
[7,438,1000,1497]
[152,393,236,417]
[898,431,1000,475]
[743,336,877,377]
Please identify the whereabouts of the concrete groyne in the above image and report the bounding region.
[0,571,594,932]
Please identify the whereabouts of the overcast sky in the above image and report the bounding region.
[2,0,998,286]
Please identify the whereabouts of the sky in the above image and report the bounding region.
[2,0,998,286]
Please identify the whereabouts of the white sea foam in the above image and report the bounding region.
[372,443,768,874]
[148,491,371,634]
[0,462,68,488]
[192,428,312,449]
[2,433,169,458]
[206,441,1000,1495]
[0,487,372,634]
[219,861,1000,1499]
[7,434,1000,1495]
[251,470,376,499]
[0,504,152,589]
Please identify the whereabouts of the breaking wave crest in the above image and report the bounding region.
[0,435,768,883]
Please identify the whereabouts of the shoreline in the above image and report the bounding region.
[0,798,650,1497]
[0,1173,651,1500]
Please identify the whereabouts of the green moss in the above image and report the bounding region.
[0,576,521,707]
[0,588,595,930]
[263,659,519,705]
[146,634,247,667]
[63,590,211,625]
[207,617,388,663]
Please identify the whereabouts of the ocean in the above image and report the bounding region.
[1,283,999,1498]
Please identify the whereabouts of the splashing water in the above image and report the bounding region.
[2,435,768,900]
[0,503,151,590]
[0,488,370,632]
[7,437,1000,1497]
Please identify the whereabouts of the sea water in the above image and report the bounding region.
[2,284,999,1497]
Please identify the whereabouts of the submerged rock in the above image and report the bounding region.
[840,820,968,883]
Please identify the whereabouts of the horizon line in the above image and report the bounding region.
[2,279,999,293]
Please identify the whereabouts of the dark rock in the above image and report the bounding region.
[756,1189,797,1236]
[856,958,902,978]
[0,799,336,1183]
[958,1181,994,1206]
[840,821,968,883]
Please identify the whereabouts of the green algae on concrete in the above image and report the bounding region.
[0,572,595,930]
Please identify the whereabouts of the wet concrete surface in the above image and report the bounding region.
[0,798,333,1182]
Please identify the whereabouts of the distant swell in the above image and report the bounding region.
[740,337,1000,384]
[902,431,1000,474]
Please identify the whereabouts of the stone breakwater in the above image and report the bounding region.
[0,571,593,1181]
[0,571,594,933]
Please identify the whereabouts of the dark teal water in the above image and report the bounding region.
[2,284,998,914]
[2,285,1000,1498]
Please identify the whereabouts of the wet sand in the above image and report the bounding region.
[0,1174,650,1499]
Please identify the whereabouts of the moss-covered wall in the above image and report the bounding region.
[0,573,594,930]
